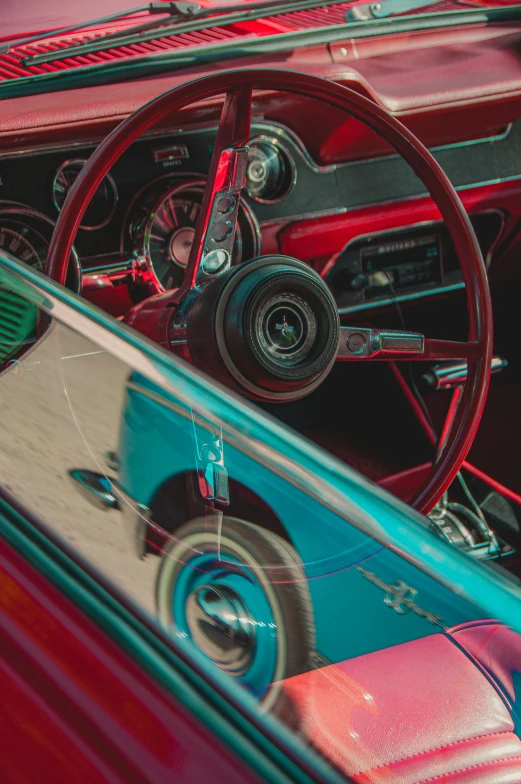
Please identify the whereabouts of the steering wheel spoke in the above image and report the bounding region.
[337,327,480,361]
[181,84,253,294]
[422,338,482,361]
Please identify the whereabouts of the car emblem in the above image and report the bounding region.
[275,314,295,338]
[356,566,446,628]
[383,580,418,614]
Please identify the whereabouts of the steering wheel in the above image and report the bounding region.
[46,69,492,514]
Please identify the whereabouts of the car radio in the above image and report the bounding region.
[359,233,442,291]
[325,211,502,312]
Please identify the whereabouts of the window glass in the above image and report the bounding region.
[2,258,521,781]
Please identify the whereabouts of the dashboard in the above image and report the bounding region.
[0,116,515,318]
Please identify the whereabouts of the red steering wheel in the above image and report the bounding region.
[46,69,493,514]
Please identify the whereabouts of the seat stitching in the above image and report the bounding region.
[354,730,514,776]
[416,753,521,784]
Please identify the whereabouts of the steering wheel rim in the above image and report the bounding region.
[45,68,493,514]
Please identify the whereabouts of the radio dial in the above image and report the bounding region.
[348,272,367,291]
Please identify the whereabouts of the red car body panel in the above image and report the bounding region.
[0,536,258,783]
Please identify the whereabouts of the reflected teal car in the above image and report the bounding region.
[116,371,485,701]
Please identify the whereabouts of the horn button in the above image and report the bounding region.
[187,256,340,402]
[259,294,316,364]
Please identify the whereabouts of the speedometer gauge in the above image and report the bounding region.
[53,159,117,230]
[147,189,202,288]
[127,178,260,292]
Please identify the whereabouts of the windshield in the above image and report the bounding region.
[3,0,519,40]
[2,0,520,99]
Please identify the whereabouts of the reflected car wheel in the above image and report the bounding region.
[155,516,315,708]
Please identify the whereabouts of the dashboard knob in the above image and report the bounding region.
[348,272,367,291]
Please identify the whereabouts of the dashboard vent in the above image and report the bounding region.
[262,2,355,30]
[0,1,473,83]
[0,25,246,81]
[267,0,463,30]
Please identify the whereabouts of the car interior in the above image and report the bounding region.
[2,2,521,781]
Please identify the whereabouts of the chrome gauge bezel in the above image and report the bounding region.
[245,135,297,205]
[0,201,82,293]
[52,158,118,231]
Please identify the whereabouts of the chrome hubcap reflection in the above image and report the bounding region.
[186,584,255,676]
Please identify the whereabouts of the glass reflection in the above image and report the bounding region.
[2,260,521,783]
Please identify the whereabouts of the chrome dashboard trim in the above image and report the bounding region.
[256,120,513,175]
[338,281,465,314]
[0,124,222,160]
[0,117,511,165]
[0,120,519,234]
[430,122,512,152]
[258,207,348,228]
[0,119,329,184]
[83,257,135,276]
[326,122,513,171]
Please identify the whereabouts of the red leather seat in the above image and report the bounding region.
[279,621,521,783]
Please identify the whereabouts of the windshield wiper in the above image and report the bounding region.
[21,0,347,67]
[346,0,458,21]
[0,2,201,56]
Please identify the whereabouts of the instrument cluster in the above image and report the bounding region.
[0,116,507,314]
[0,127,297,303]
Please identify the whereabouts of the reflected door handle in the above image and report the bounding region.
[69,469,120,511]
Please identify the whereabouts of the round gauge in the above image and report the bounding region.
[129,178,260,292]
[245,137,296,204]
[0,204,81,366]
[53,159,117,230]
[0,205,81,293]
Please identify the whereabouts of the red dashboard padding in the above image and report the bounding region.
[279,630,521,783]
